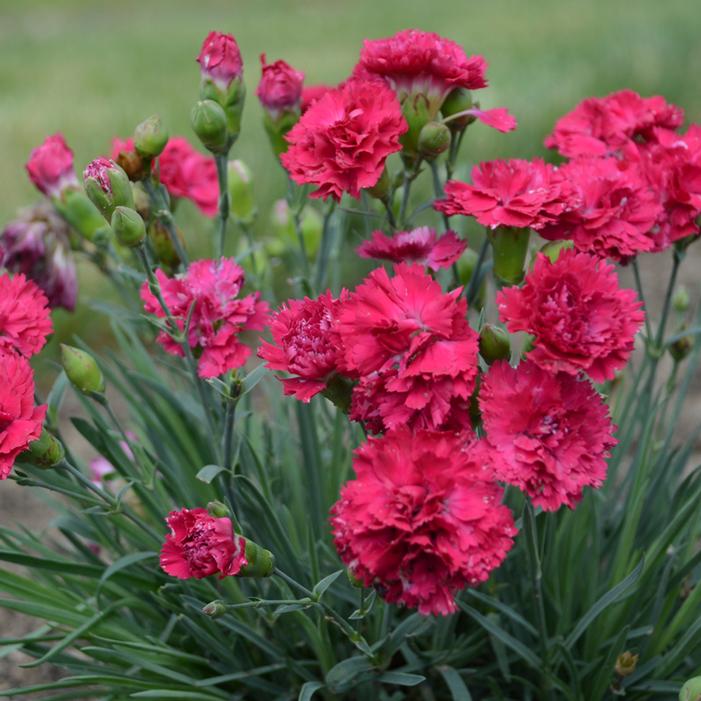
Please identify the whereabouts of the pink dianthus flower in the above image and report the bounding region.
[0,273,52,358]
[26,134,78,198]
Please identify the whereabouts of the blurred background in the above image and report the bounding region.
[2,0,701,690]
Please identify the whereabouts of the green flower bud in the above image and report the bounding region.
[680,677,701,701]
[200,78,246,142]
[669,333,694,362]
[83,158,134,221]
[132,182,151,220]
[191,100,230,155]
[55,190,111,243]
[441,88,476,131]
[539,239,574,264]
[238,540,275,577]
[22,428,65,468]
[134,115,169,159]
[148,219,182,271]
[489,226,531,287]
[207,500,230,518]
[673,286,690,313]
[202,600,227,618]
[417,121,451,160]
[615,651,638,678]
[111,206,146,248]
[399,93,435,163]
[228,160,256,224]
[60,344,105,395]
[479,324,511,364]
[262,109,300,157]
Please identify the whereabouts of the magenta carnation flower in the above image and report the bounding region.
[25,134,78,198]
[331,428,516,616]
[196,31,243,88]
[479,360,617,511]
[258,290,348,402]
[434,159,568,230]
[141,258,268,379]
[301,84,333,113]
[337,264,479,432]
[498,250,645,383]
[256,53,304,114]
[545,90,684,159]
[280,79,407,201]
[539,157,661,261]
[356,227,466,271]
[0,273,52,357]
[0,350,46,479]
[160,507,247,579]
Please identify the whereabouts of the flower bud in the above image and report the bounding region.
[55,190,111,244]
[191,100,230,155]
[83,158,134,220]
[680,677,701,701]
[673,286,690,313]
[479,324,511,364]
[23,428,65,468]
[228,160,256,224]
[614,651,638,678]
[202,600,227,618]
[489,226,531,287]
[207,500,230,518]
[441,88,476,131]
[134,115,169,159]
[263,110,300,157]
[60,344,105,395]
[148,219,182,271]
[669,333,694,362]
[417,121,451,160]
[539,239,574,264]
[111,207,146,248]
[132,182,151,220]
[238,540,275,577]
[115,149,146,182]
[197,32,245,141]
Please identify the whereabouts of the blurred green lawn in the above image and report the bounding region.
[1,0,700,360]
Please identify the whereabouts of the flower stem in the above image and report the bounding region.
[215,154,230,259]
[465,236,490,305]
[143,177,189,268]
[632,258,653,342]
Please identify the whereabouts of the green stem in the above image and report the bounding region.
[382,198,398,230]
[215,154,230,258]
[238,220,259,275]
[632,259,653,342]
[429,160,450,232]
[465,236,489,305]
[314,203,335,291]
[655,248,684,351]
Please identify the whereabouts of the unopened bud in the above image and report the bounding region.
[228,160,256,224]
[191,100,230,155]
[207,500,230,518]
[238,540,275,577]
[84,158,134,220]
[615,651,638,678]
[669,333,694,362]
[132,182,151,220]
[202,600,227,618]
[56,190,111,243]
[134,115,169,159]
[680,677,701,701]
[417,121,451,160]
[489,226,531,287]
[115,149,146,181]
[673,286,690,313]
[479,324,511,364]
[23,428,65,468]
[441,88,475,131]
[111,207,146,248]
[148,219,182,270]
[60,344,105,395]
[539,239,574,264]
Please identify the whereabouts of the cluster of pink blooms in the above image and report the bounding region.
[141,257,268,379]
[111,137,219,217]
[0,273,52,479]
[436,89,701,260]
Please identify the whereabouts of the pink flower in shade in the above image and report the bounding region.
[331,428,516,616]
[258,291,347,402]
[354,29,487,116]
[497,250,645,383]
[111,137,219,217]
[301,84,333,113]
[160,507,247,580]
[0,274,52,358]
[356,227,466,271]
[479,360,617,511]
[196,31,243,88]
[434,159,569,230]
[538,157,662,262]
[0,350,47,479]
[280,79,407,202]
[256,54,305,114]
[545,90,684,159]
[337,264,479,432]
[25,134,78,198]
[140,258,268,379]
